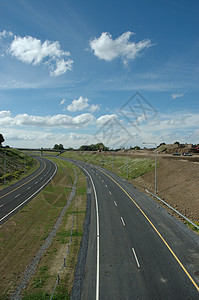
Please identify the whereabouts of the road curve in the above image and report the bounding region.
[63,159,199,300]
[0,156,57,225]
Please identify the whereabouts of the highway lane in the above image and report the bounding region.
[0,156,57,225]
[64,159,199,300]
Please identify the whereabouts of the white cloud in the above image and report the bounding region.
[89,104,100,112]
[3,128,99,149]
[0,111,94,128]
[50,59,73,76]
[8,34,73,76]
[171,93,184,99]
[90,31,152,64]
[0,110,11,117]
[67,96,101,113]
[167,116,188,126]
[67,96,89,112]
[96,114,117,125]
[2,111,199,149]
[59,99,66,105]
[0,30,13,39]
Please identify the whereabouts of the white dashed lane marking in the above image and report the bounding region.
[121,217,125,226]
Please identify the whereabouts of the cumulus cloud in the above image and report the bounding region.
[50,58,73,76]
[96,114,117,125]
[89,104,100,112]
[0,110,11,117]
[7,34,73,76]
[0,110,94,128]
[67,96,89,112]
[90,31,152,64]
[67,96,100,112]
[171,93,184,99]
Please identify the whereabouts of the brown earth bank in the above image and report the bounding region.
[130,153,199,225]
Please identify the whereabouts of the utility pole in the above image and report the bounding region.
[143,142,157,194]
[4,149,6,185]
[127,149,129,178]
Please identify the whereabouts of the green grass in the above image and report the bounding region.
[186,222,199,234]
[22,292,50,300]
[0,148,37,189]
[60,151,156,180]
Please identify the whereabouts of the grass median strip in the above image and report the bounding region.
[0,158,87,300]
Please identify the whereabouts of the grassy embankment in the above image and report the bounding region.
[60,151,156,179]
[0,157,87,300]
[0,148,37,190]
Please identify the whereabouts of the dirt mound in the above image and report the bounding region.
[132,156,199,224]
[157,143,197,154]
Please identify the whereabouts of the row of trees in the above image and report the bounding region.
[79,143,109,152]
[53,142,192,152]
[53,142,109,151]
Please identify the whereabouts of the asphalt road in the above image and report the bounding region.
[66,159,199,300]
[0,156,57,225]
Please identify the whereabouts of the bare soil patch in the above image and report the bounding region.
[131,154,199,224]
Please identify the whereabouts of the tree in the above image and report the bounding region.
[158,142,166,147]
[134,146,141,150]
[79,143,109,151]
[53,144,64,150]
[0,134,4,147]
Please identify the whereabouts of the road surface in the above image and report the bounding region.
[66,159,199,300]
[0,156,57,225]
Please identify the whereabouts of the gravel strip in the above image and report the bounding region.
[71,165,91,300]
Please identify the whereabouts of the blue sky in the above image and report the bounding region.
[0,0,198,149]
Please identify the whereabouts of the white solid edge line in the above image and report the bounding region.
[0,162,57,223]
[80,166,100,300]
[132,248,140,268]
